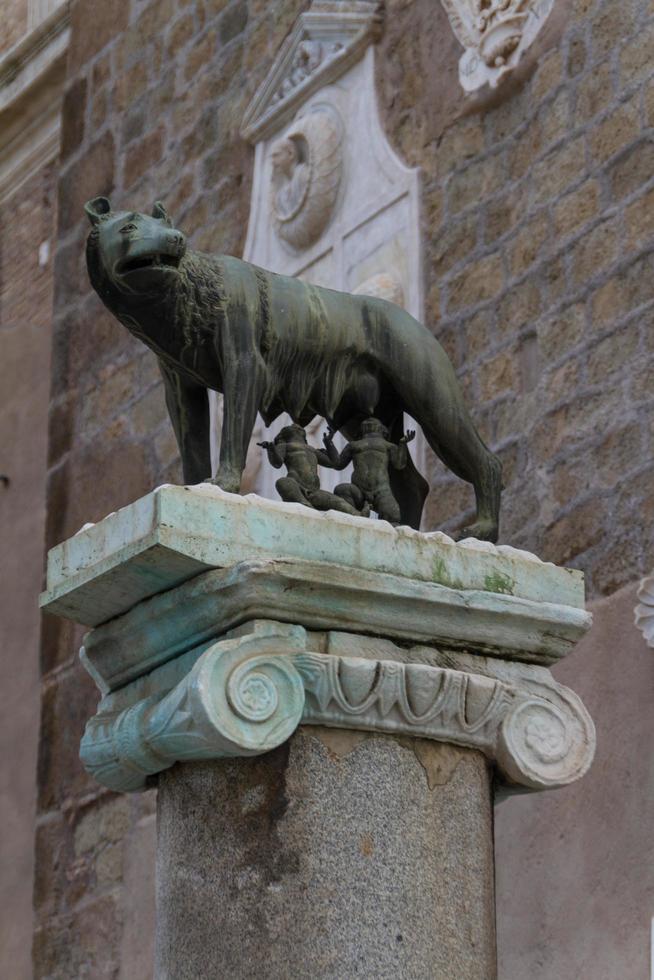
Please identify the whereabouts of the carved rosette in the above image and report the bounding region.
[635,574,654,649]
[80,629,595,794]
[270,108,343,250]
[497,693,594,790]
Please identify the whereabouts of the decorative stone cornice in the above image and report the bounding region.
[79,558,590,700]
[241,1,384,143]
[635,574,654,649]
[0,4,69,97]
[0,2,69,203]
[80,620,595,794]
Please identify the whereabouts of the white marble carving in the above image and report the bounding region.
[210,0,424,500]
[270,40,343,107]
[441,0,555,91]
[241,2,384,143]
[270,108,343,251]
[635,574,654,649]
[354,272,405,307]
[80,620,595,794]
[42,492,594,796]
[80,625,308,792]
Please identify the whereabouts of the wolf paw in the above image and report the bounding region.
[457,519,499,544]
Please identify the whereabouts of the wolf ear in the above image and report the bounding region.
[84,197,111,225]
[152,201,172,226]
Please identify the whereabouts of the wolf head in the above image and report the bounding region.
[84,197,187,296]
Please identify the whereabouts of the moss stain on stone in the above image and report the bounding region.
[483,571,514,595]
[432,557,465,591]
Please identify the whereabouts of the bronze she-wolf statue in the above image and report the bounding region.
[84,197,502,540]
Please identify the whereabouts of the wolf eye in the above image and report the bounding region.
[120,223,138,233]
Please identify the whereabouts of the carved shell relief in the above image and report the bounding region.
[270,107,343,251]
[440,0,555,91]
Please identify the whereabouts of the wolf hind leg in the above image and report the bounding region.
[458,448,503,543]
[421,411,502,542]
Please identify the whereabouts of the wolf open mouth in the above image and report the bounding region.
[120,253,180,274]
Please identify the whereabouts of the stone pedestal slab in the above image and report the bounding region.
[41,484,586,625]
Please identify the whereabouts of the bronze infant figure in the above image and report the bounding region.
[84,197,502,539]
[322,418,415,526]
[257,423,362,517]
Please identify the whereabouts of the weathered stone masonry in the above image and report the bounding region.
[379,0,654,596]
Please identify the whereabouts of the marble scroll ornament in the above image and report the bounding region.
[80,623,595,794]
[441,0,555,91]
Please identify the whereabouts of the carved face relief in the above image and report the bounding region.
[271,136,310,222]
[441,0,555,91]
[270,109,343,251]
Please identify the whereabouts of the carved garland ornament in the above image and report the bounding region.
[270,108,343,251]
[81,629,595,794]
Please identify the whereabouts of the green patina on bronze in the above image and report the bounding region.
[84,197,502,539]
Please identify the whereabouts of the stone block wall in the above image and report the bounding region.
[35,0,654,976]
[0,0,29,55]
[378,0,654,596]
[0,165,56,980]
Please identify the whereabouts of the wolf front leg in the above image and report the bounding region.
[213,354,266,494]
[159,360,212,484]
